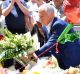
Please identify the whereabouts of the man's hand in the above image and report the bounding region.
[21,53,37,63]
[27,53,38,61]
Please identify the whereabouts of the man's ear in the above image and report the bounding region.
[49,12,54,20]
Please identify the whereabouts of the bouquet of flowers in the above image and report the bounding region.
[0,28,37,63]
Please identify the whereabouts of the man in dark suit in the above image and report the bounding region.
[28,4,80,69]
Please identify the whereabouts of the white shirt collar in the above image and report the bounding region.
[46,18,54,33]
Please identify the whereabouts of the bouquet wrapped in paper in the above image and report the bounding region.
[0,28,39,65]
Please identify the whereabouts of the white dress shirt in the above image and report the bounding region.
[46,18,54,33]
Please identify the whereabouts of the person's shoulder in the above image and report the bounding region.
[1,1,8,9]
[53,17,67,26]
[56,17,67,23]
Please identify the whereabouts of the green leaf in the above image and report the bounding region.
[59,31,80,44]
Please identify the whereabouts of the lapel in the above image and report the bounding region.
[50,17,57,36]
[42,17,58,42]
[42,25,49,42]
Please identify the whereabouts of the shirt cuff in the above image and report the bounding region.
[34,49,42,58]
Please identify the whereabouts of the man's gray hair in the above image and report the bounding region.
[38,4,54,15]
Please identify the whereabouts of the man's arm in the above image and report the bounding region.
[15,0,29,16]
[34,34,57,57]
[2,0,15,16]
[25,34,58,61]
[34,23,67,58]
[25,23,68,61]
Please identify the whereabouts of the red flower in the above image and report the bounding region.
[46,60,52,65]
[0,35,4,40]
[62,0,80,24]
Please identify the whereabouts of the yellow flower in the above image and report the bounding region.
[32,72,40,74]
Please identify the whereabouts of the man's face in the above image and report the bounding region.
[52,0,62,8]
[39,10,49,26]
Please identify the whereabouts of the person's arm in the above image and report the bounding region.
[25,15,34,31]
[34,34,57,57]
[22,23,67,61]
[15,0,29,16]
[2,0,15,16]
[25,32,60,61]
[34,23,67,57]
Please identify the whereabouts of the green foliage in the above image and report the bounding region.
[0,28,34,62]
[59,31,80,44]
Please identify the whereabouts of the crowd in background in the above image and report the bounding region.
[1,0,79,30]
[0,0,65,30]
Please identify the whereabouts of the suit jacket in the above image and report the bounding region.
[35,17,80,69]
